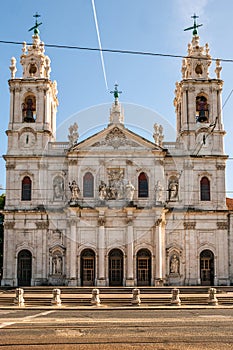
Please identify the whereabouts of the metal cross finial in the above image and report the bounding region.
[110,83,122,100]
[184,13,203,36]
[28,12,42,35]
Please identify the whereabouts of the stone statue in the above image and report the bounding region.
[155,180,163,202]
[52,255,63,274]
[170,254,179,274]
[169,179,178,200]
[153,123,164,146]
[99,181,107,201]
[125,181,135,201]
[68,122,79,146]
[69,180,80,202]
[9,57,17,79]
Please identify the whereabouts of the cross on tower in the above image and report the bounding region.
[28,12,42,35]
[184,13,203,36]
[110,83,122,100]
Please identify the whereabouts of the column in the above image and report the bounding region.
[2,221,16,286]
[126,219,134,286]
[155,216,165,286]
[69,218,77,286]
[97,217,106,286]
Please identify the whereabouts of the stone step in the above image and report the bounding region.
[2,286,233,295]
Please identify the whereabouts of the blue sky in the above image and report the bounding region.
[0,0,233,195]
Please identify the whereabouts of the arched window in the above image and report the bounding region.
[83,172,94,197]
[21,176,32,201]
[138,172,148,198]
[200,177,210,201]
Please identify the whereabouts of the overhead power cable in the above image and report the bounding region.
[1,39,233,63]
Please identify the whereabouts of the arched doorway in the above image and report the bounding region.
[81,249,95,286]
[200,250,214,285]
[136,249,152,286]
[17,250,32,286]
[109,249,124,286]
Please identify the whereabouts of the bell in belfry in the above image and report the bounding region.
[196,96,208,123]
[197,109,208,123]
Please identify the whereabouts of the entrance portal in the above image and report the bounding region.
[200,249,214,285]
[136,249,151,286]
[81,249,95,286]
[17,249,32,286]
[109,249,123,286]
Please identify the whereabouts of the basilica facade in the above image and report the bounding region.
[2,30,233,287]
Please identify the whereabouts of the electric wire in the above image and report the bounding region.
[0,39,233,63]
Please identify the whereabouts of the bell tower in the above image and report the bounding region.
[174,18,225,155]
[7,16,58,155]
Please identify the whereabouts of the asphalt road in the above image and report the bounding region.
[0,308,233,349]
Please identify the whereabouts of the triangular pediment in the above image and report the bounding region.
[70,124,161,152]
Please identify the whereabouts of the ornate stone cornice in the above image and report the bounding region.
[6,163,15,170]
[67,218,77,227]
[98,218,106,226]
[183,222,196,230]
[184,159,193,169]
[68,159,78,166]
[216,164,225,170]
[4,221,15,229]
[38,163,48,170]
[155,218,162,226]
[126,217,133,225]
[217,222,228,230]
[36,221,49,229]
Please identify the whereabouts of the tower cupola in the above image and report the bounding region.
[109,84,124,124]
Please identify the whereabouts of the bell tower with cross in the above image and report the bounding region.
[174,15,225,156]
[7,13,58,155]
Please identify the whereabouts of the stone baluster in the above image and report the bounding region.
[208,288,218,306]
[91,288,101,306]
[51,288,62,306]
[170,288,181,306]
[14,288,25,307]
[131,288,141,306]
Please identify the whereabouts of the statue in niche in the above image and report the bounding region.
[170,254,179,274]
[53,176,64,200]
[22,98,35,122]
[52,255,63,275]
[125,181,135,201]
[155,180,163,202]
[168,179,178,200]
[69,180,80,202]
[99,181,107,201]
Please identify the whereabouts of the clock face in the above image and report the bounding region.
[20,131,36,148]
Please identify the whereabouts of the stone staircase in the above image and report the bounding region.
[0,286,233,307]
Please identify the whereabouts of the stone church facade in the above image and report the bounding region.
[2,30,233,287]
